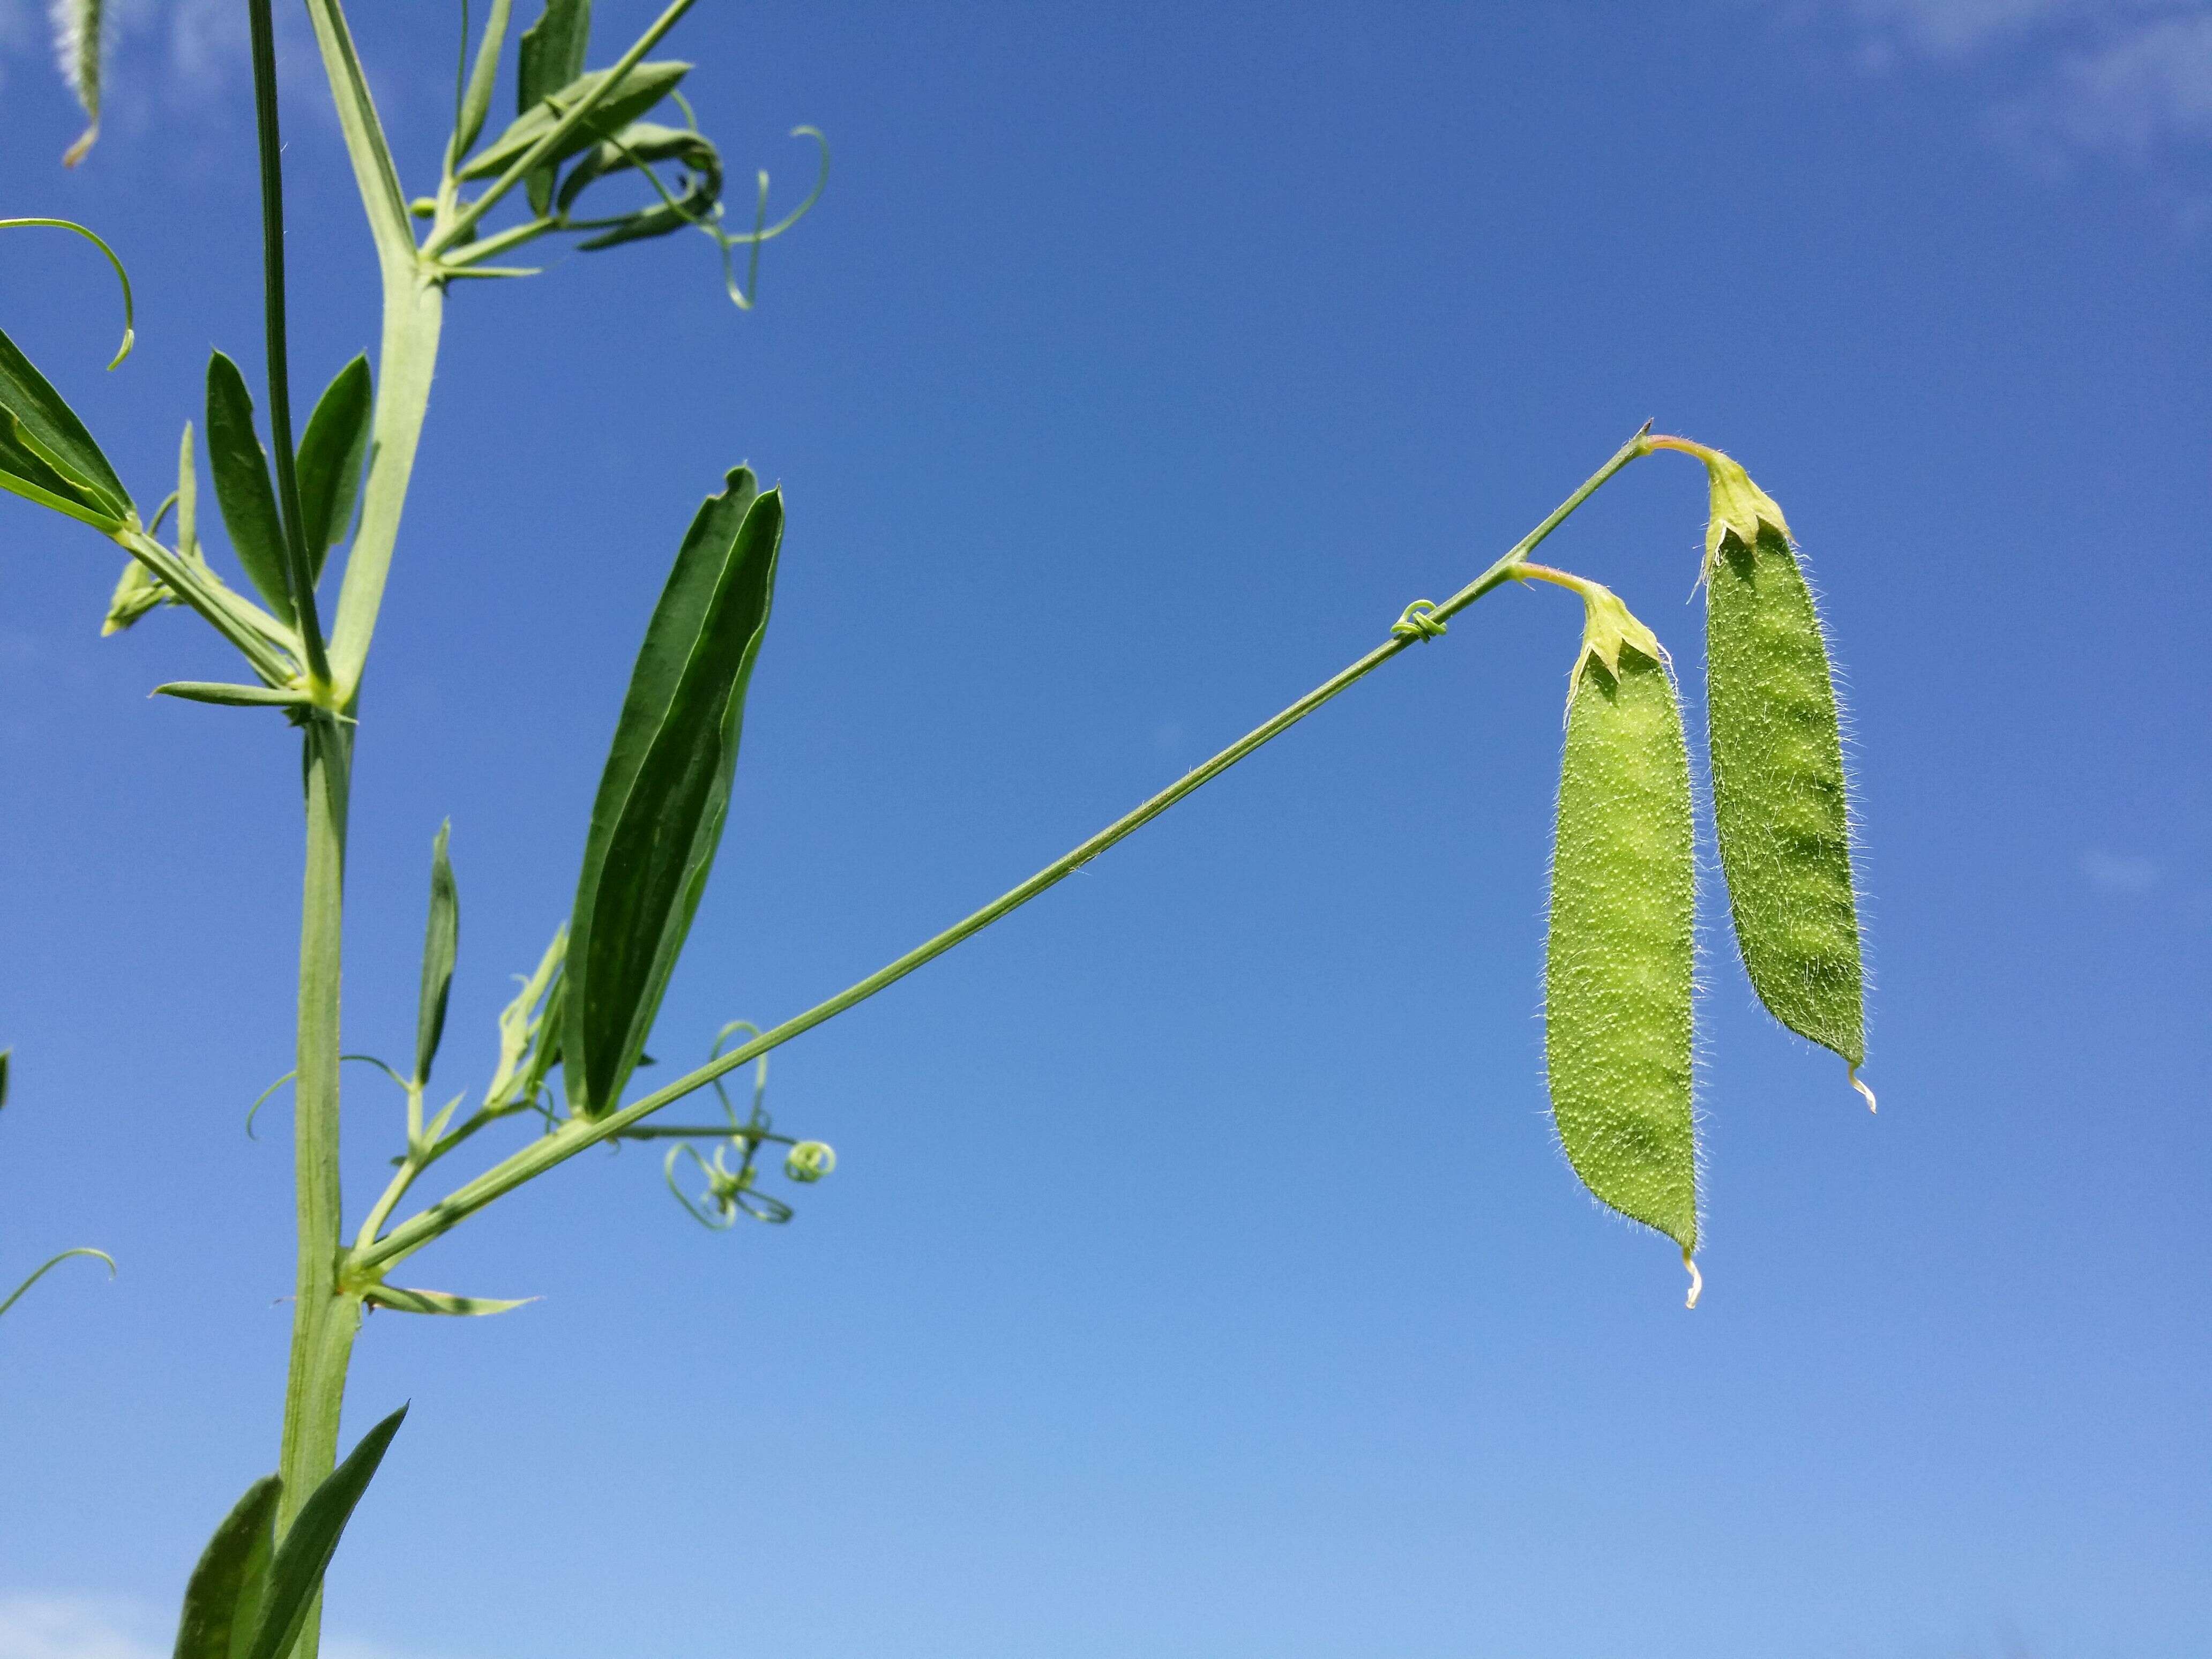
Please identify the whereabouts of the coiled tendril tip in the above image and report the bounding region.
[1391,600,1447,642]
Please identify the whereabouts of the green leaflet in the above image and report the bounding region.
[0,1047,9,1109]
[0,323,130,528]
[565,468,782,1116]
[295,355,371,578]
[517,0,592,214]
[414,823,459,1087]
[152,682,313,711]
[240,1404,407,1659]
[459,61,690,187]
[451,0,514,165]
[1706,515,1866,1073]
[204,352,293,624]
[178,416,198,552]
[1545,608,1698,1256]
[171,1476,279,1659]
[362,1284,532,1316]
[171,1404,403,1659]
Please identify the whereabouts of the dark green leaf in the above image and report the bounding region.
[242,1403,407,1659]
[171,1475,280,1659]
[0,409,114,528]
[0,1048,10,1110]
[295,355,371,579]
[414,823,459,1087]
[517,0,592,214]
[0,323,130,526]
[565,470,782,1116]
[204,352,293,624]
[459,61,690,186]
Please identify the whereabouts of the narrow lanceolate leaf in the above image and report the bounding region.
[517,0,592,213]
[52,0,105,168]
[240,1404,407,1659]
[363,1284,534,1316]
[451,0,514,166]
[152,683,312,711]
[1699,459,1865,1077]
[460,61,691,185]
[0,1047,9,1109]
[295,355,371,578]
[414,823,459,1087]
[171,1475,280,1659]
[565,469,782,1116]
[177,417,199,552]
[0,323,130,526]
[204,352,293,624]
[1545,598,1698,1258]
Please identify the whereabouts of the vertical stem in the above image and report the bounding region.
[275,715,358,1659]
[326,279,444,702]
[246,0,330,686]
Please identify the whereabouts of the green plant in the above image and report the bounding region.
[5,3,1871,1650]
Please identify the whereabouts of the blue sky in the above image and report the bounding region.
[1,3,2207,1656]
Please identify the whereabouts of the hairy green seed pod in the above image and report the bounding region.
[1544,581,1699,1259]
[1695,452,1866,1080]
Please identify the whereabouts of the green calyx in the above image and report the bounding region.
[1518,563,1663,684]
[1574,580,1662,682]
[1693,447,1791,575]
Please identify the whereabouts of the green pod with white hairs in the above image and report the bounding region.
[1693,451,1867,1086]
[1543,578,1699,1263]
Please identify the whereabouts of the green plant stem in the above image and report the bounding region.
[350,426,1656,1280]
[325,279,443,704]
[275,716,359,1659]
[247,0,330,689]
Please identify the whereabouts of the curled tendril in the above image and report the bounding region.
[784,1140,835,1183]
[1391,600,1447,642]
[653,1020,831,1229]
[0,218,134,368]
[563,122,829,311]
[244,1053,408,1139]
[0,1247,115,1321]
[663,1139,792,1229]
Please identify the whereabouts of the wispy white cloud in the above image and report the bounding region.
[0,1595,445,1659]
[0,1595,160,1659]
[1845,1,2134,57]
[0,0,323,138]
[1789,1,2212,177]
[2080,850,2161,895]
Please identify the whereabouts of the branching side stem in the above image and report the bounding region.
[349,427,1658,1279]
